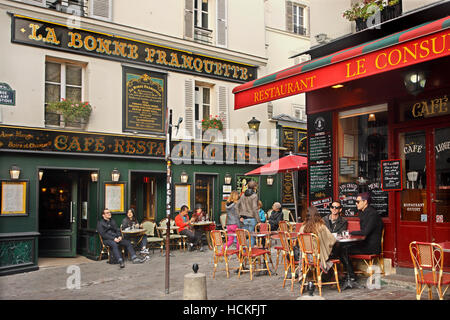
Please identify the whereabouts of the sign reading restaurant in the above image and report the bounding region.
[11,14,257,83]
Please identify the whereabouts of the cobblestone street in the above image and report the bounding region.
[1,247,446,301]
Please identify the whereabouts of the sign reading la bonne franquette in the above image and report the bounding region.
[11,15,257,83]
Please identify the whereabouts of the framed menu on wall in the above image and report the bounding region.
[175,184,191,211]
[104,182,126,213]
[1,180,28,215]
[308,112,333,217]
[123,66,167,135]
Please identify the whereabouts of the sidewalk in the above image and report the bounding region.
[0,247,448,301]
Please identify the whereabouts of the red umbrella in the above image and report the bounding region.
[245,154,307,175]
[245,153,308,222]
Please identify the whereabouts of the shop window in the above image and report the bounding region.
[44,60,85,128]
[195,174,215,220]
[338,105,389,217]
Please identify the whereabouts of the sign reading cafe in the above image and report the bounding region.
[11,15,257,83]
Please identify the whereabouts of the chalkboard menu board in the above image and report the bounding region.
[368,182,389,217]
[338,183,358,217]
[308,112,333,217]
[381,159,403,191]
[123,66,167,135]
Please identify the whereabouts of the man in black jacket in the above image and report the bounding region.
[97,209,145,268]
[323,200,348,234]
[340,192,383,289]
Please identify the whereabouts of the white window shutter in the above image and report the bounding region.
[217,85,228,139]
[285,1,293,33]
[89,0,112,21]
[216,0,228,47]
[184,0,194,40]
[184,79,195,138]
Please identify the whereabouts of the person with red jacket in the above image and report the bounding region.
[175,205,202,251]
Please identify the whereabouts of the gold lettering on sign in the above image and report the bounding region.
[411,95,448,118]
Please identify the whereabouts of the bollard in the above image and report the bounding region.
[183,264,207,300]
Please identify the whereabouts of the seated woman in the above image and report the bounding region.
[121,208,149,255]
[299,206,338,273]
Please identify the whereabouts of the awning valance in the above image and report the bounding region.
[233,16,450,110]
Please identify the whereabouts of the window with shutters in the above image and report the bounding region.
[45,59,85,128]
[286,1,308,36]
[194,0,212,44]
[195,85,211,139]
[293,4,306,35]
[185,0,227,47]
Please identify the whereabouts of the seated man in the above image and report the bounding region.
[323,200,348,234]
[175,205,203,252]
[340,192,383,289]
[268,202,284,231]
[97,208,145,268]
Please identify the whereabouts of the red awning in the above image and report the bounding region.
[245,154,307,176]
[233,16,450,110]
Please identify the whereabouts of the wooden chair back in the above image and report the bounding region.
[236,228,250,251]
[410,241,444,276]
[298,232,320,266]
[159,218,175,235]
[278,220,289,232]
[142,221,156,236]
[409,241,449,300]
[294,222,303,233]
[255,222,271,233]
[211,230,225,249]
[279,231,292,254]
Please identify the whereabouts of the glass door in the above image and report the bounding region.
[397,130,429,266]
[396,125,450,268]
[39,170,78,257]
[432,127,450,246]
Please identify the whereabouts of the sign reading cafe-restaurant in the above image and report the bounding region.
[11,14,257,83]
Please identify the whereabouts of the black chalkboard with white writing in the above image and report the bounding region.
[381,159,402,191]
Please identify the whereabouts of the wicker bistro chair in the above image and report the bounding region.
[236,228,272,280]
[210,230,240,279]
[409,241,450,300]
[298,233,341,297]
[349,228,385,278]
[142,221,164,254]
[271,221,289,272]
[279,231,301,291]
[158,218,184,250]
[254,222,271,249]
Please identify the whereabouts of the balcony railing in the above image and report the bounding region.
[194,26,213,45]
[293,26,308,36]
[355,2,402,32]
[46,0,87,16]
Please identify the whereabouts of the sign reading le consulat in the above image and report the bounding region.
[11,15,257,83]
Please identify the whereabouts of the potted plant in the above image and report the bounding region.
[343,0,400,31]
[46,98,92,128]
[201,115,224,132]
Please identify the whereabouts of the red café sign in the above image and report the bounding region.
[233,25,450,109]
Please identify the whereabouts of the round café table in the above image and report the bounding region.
[191,221,215,250]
